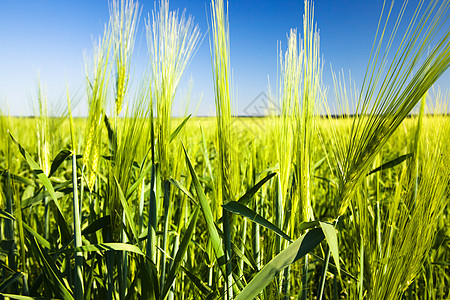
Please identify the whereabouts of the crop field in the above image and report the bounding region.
[1,0,450,299]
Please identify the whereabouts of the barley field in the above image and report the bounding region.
[1,0,449,299]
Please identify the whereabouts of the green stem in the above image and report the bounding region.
[146,164,157,263]
[282,265,290,299]
[223,208,233,300]
[302,254,309,300]
[317,247,331,300]
[119,210,128,299]
[5,169,17,294]
[160,180,171,293]
[359,238,364,300]
[253,190,261,271]
[138,178,145,240]
[239,218,247,275]
[106,229,114,300]
[44,194,49,240]
[73,153,84,300]
[168,233,180,300]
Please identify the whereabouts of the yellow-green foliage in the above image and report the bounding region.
[147,0,200,181]
[110,0,140,116]
[2,114,449,299]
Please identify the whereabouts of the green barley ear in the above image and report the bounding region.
[275,1,323,296]
[36,81,51,177]
[146,0,201,181]
[110,0,141,116]
[108,97,149,243]
[295,0,322,225]
[276,0,322,228]
[334,0,450,216]
[276,29,299,216]
[83,25,111,191]
[211,0,233,201]
[368,120,449,299]
[210,0,239,298]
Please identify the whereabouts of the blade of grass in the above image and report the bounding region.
[182,144,225,266]
[367,153,413,175]
[223,201,292,242]
[319,221,340,277]
[28,236,74,300]
[236,172,277,206]
[113,175,138,244]
[170,114,191,143]
[9,132,60,211]
[49,150,72,178]
[0,272,24,293]
[161,205,200,299]
[235,228,325,300]
[22,223,51,250]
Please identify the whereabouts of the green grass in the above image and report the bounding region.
[0,113,450,298]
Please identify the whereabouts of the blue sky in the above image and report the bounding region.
[0,0,448,116]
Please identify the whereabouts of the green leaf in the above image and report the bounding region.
[0,210,15,221]
[9,132,60,212]
[23,223,51,249]
[161,205,200,299]
[0,169,35,186]
[28,236,74,300]
[182,144,225,265]
[169,178,197,204]
[126,162,152,199]
[180,266,214,296]
[0,272,24,292]
[55,206,72,245]
[82,216,111,235]
[21,191,65,209]
[73,243,147,257]
[140,257,159,300]
[170,114,191,143]
[313,156,327,170]
[223,201,292,242]
[230,239,258,272]
[49,149,72,177]
[236,171,277,206]
[114,175,139,243]
[235,228,325,300]
[104,114,117,155]
[368,153,413,175]
[298,220,320,231]
[0,294,60,300]
[319,221,341,277]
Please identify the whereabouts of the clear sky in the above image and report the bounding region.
[0,0,448,117]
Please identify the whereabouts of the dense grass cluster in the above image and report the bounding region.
[1,0,450,299]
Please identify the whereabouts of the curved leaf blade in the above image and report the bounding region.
[49,149,72,177]
[9,132,60,211]
[170,115,191,143]
[0,272,24,293]
[182,144,225,264]
[0,210,15,221]
[235,228,325,300]
[161,205,200,299]
[114,175,139,243]
[237,172,276,206]
[368,153,413,175]
[223,201,292,242]
[319,221,341,277]
[28,236,74,300]
[73,243,147,257]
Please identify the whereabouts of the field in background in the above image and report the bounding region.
[1,114,449,299]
